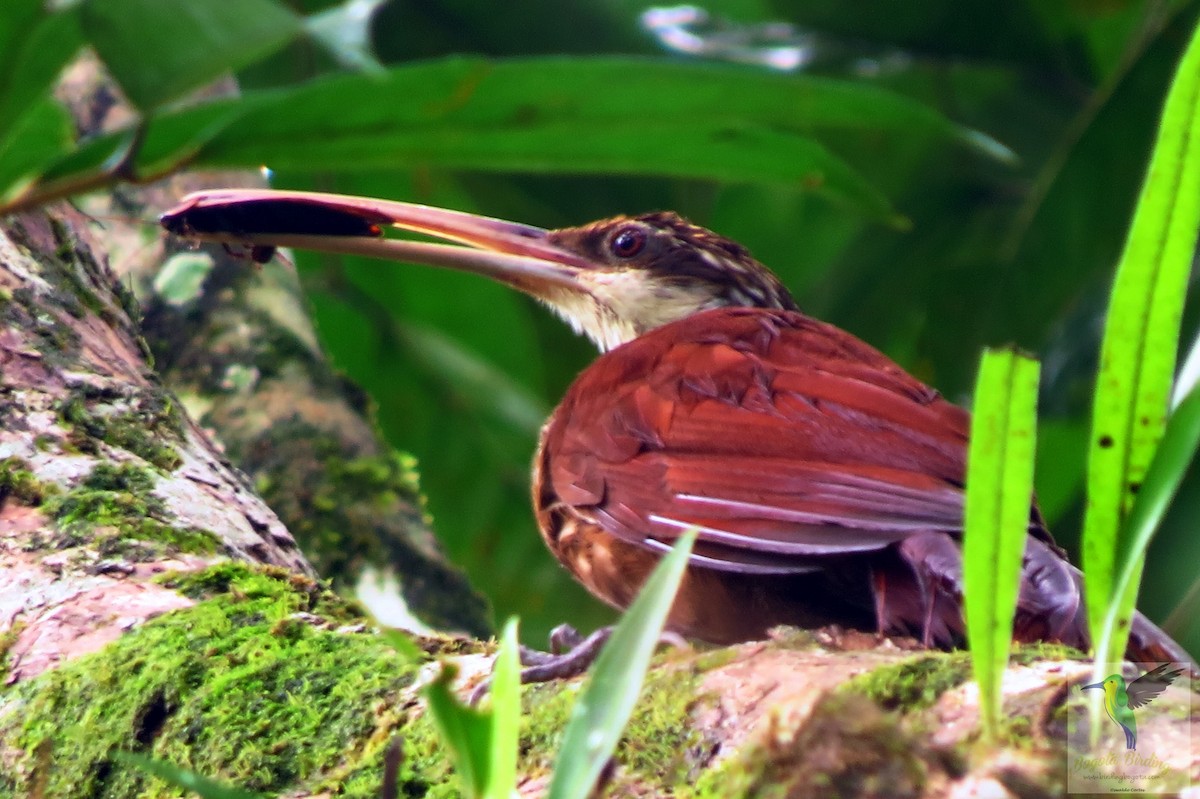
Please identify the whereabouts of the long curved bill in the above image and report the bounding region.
[159,189,594,297]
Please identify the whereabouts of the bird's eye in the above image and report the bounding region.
[609,226,646,259]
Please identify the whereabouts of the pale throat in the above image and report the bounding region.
[539,272,728,352]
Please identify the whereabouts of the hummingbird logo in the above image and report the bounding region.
[1080,663,1185,750]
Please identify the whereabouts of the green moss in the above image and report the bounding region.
[1010,640,1087,666]
[514,655,706,790]
[2,564,418,798]
[157,562,370,627]
[840,652,973,711]
[0,456,53,505]
[46,224,107,320]
[688,692,929,799]
[250,423,430,583]
[7,287,82,364]
[340,652,706,798]
[59,385,185,472]
[40,463,217,559]
[0,620,27,684]
[281,448,429,575]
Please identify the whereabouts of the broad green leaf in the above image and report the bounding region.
[394,321,549,436]
[0,7,83,141]
[963,348,1039,741]
[547,530,696,799]
[115,752,264,799]
[80,0,302,110]
[423,618,521,799]
[0,98,74,204]
[1094,385,1200,671]
[1083,15,1200,666]
[0,0,41,72]
[22,57,1012,220]
[36,98,251,186]
[1033,419,1087,526]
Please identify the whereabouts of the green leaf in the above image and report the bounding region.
[192,58,1009,221]
[1094,385,1200,668]
[1082,14,1200,666]
[0,6,83,142]
[547,530,697,799]
[963,348,1040,741]
[80,0,302,110]
[24,57,1009,220]
[378,627,426,663]
[115,752,264,799]
[0,97,74,204]
[422,618,521,799]
[393,320,550,437]
[486,618,520,799]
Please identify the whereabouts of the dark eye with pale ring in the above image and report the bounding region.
[609,227,646,259]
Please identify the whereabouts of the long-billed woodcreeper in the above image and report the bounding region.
[161,189,1194,667]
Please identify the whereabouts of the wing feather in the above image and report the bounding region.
[539,308,975,574]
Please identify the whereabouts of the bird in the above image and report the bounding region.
[1080,663,1185,750]
[161,189,1196,672]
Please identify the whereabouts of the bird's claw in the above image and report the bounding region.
[471,625,690,705]
[470,626,612,705]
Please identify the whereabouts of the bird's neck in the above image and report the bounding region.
[539,279,746,352]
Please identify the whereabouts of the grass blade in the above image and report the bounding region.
[115,752,263,799]
[486,618,520,799]
[1082,15,1200,666]
[423,618,521,799]
[547,530,697,799]
[963,348,1040,740]
[1095,386,1200,666]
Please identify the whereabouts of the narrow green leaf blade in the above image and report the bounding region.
[547,530,696,799]
[963,348,1040,739]
[81,0,302,110]
[423,665,493,799]
[115,752,264,799]
[485,618,521,799]
[1095,385,1200,665]
[1083,15,1200,665]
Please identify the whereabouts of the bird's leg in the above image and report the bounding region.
[520,626,614,681]
[871,568,890,638]
[471,624,690,704]
[896,532,964,649]
[470,626,613,705]
[514,623,597,667]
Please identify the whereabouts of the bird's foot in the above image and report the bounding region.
[469,624,687,704]
[470,624,610,705]
[519,624,688,679]
[518,624,613,681]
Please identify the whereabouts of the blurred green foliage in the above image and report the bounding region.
[277,0,1200,648]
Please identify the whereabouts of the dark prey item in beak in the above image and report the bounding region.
[160,189,593,296]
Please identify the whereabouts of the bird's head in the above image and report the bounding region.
[161,192,798,352]
[1081,675,1125,698]
[535,212,798,350]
